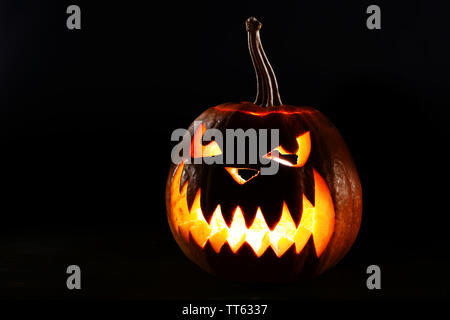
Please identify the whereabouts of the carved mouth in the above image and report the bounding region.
[169,162,335,258]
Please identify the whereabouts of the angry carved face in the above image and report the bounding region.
[167,103,338,259]
[166,103,361,282]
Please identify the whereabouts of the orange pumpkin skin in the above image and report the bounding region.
[165,18,362,283]
[165,102,362,283]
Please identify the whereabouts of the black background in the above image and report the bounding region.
[1,0,449,304]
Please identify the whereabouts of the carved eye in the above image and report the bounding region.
[263,131,311,167]
[191,123,223,158]
[225,167,260,185]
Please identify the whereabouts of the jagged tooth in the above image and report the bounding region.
[209,205,227,234]
[189,190,203,220]
[256,232,271,257]
[227,207,247,252]
[228,234,246,253]
[293,226,312,254]
[275,202,297,238]
[209,228,228,253]
[259,199,284,230]
[209,205,228,252]
[274,237,295,257]
[269,231,294,257]
[189,220,210,248]
[246,208,270,256]
[268,203,297,257]
[185,189,211,248]
[300,194,315,232]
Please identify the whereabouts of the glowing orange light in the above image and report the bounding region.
[263,131,311,167]
[214,105,315,117]
[191,123,222,158]
[169,162,335,257]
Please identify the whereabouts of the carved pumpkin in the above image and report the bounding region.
[165,17,362,283]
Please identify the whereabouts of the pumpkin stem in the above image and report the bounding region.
[246,17,282,107]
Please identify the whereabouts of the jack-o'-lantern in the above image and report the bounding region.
[165,17,362,283]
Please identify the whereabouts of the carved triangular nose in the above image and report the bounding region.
[238,168,259,181]
[225,167,260,184]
